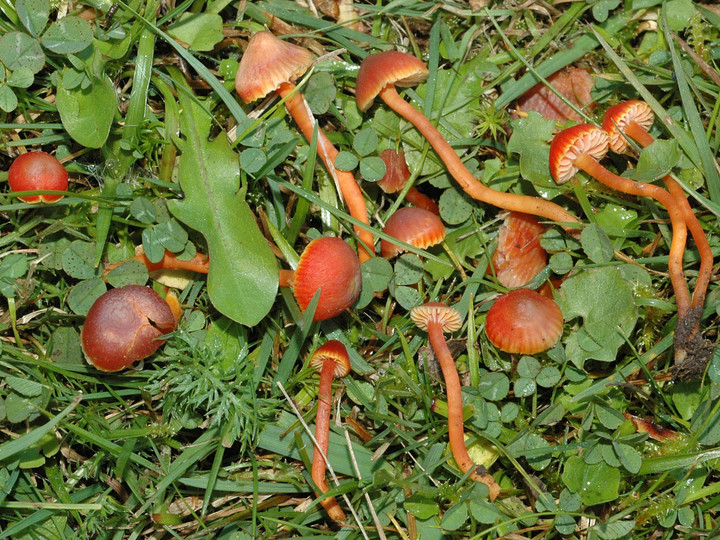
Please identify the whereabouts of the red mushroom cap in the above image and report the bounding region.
[234,31,314,104]
[81,285,177,372]
[377,149,412,194]
[549,124,609,184]
[355,51,429,112]
[8,151,69,203]
[381,207,446,259]
[485,288,563,354]
[490,212,548,288]
[309,340,351,377]
[293,237,362,321]
[410,302,462,333]
[601,100,654,154]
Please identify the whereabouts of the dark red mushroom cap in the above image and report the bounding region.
[8,151,69,203]
[485,288,563,354]
[410,302,462,333]
[293,237,362,321]
[234,31,314,104]
[381,207,446,259]
[309,340,351,378]
[81,285,177,372]
[355,51,429,112]
[549,124,609,184]
[601,100,654,154]
[490,212,548,288]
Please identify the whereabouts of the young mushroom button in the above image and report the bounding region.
[235,32,374,262]
[8,151,69,203]
[355,51,580,230]
[309,340,351,523]
[410,302,501,500]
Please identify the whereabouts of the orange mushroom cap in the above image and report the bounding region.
[490,212,548,288]
[410,302,462,333]
[81,285,177,372]
[293,237,362,321]
[549,124,609,184]
[309,340,351,378]
[355,51,429,112]
[601,100,654,154]
[234,31,314,104]
[8,151,69,203]
[378,149,412,194]
[485,288,563,354]
[381,207,446,259]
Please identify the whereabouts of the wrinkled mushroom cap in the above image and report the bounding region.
[293,237,362,321]
[485,288,563,354]
[381,207,446,259]
[235,31,314,103]
[356,51,429,112]
[549,124,609,184]
[410,302,462,333]
[601,100,654,154]
[309,340,351,377]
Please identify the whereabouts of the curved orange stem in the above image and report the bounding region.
[312,360,347,523]
[574,153,691,318]
[278,82,374,262]
[405,186,440,214]
[378,85,580,230]
[105,250,210,274]
[623,120,713,312]
[427,321,501,500]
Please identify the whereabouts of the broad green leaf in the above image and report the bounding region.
[581,223,614,263]
[631,139,681,183]
[439,187,472,225]
[562,455,620,505]
[49,327,84,365]
[0,254,28,297]
[0,85,18,113]
[353,127,378,157]
[593,519,636,539]
[61,240,97,279]
[404,494,440,520]
[507,432,551,471]
[507,112,561,196]
[0,32,45,74]
[167,13,223,52]
[355,256,392,309]
[334,151,358,172]
[305,72,336,115]
[129,197,157,224]
[359,156,385,181]
[16,0,49,36]
[167,76,277,326]
[56,72,116,148]
[105,259,148,288]
[394,254,424,286]
[477,372,509,401]
[67,278,107,316]
[7,66,34,88]
[41,16,93,54]
[441,502,468,531]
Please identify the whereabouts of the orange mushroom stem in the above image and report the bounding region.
[602,100,713,314]
[104,248,210,275]
[549,124,691,321]
[309,340,351,523]
[355,51,580,231]
[378,149,439,214]
[235,31,373,262]
[410,302,501,500]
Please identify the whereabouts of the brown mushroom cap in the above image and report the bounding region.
[234,31,314,104]
[309,340,351,378]
[410,302,462,333]
[355,51,429,112]
[81,285,177,372]
[485,288,563,354]
[601,100,654,154]
[293,237,362,321]
[549,124,609,184]
[381,207,446,259]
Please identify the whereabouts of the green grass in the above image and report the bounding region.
[1,0,720,538]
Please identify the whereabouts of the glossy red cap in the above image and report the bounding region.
[549,124,609,184]
[293,237,362,321]
[81,285,177,372]
[235,31,313,103]
[355,51,429,112]
[8,152,69,203]
[485,288,563,354]
[381,207,445,258]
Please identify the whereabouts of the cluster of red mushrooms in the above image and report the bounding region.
[9,29,713,525]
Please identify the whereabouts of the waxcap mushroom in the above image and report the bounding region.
[234,31,313,104]
[310,340,351,377]
[410,301,462,333]
[8,151,69,203]
[549,123,610,184]
[355,51,429,112]
[485,288,563,355]
[381,207,446,259]
[490,212,548,289]
[601,100,654,154]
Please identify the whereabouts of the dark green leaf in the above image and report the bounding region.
[16,0,49,36]
[334,151,358,172]
[359,156,385,181]
[67,278,107,315]
[0,32,45,74]
[353,128,378,157]
[561,455,619,505]
[41,16,93,54]
[56,72,116,148]
[167,13,223,52]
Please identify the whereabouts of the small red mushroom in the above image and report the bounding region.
[485,288,563,355]
[81,285,177,372]
[411,302,501,500]
[8,151,69,203]
[490,212,548,288]
[235,32,374,262]
[309,340,351,523]
[378,149,439,214]
[355,51,580,230]
[549,124,691,322]
[381,207,446,259]
[278,237,362,321]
